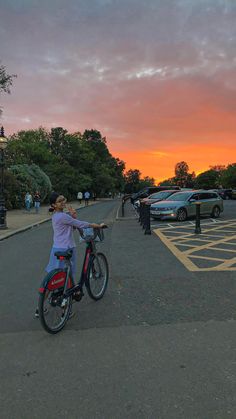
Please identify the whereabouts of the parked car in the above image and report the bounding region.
[150,190,224,221]
[130,186,180,204]
[134,189,180,209]
[216,189,232,200]
[232,189,236,199]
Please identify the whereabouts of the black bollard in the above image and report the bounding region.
[144,203,151,235]
[195,202,201,234]
[140,202,145,226]
[121,199,125,217]
[142,203,146,229]
[138,205,141,223]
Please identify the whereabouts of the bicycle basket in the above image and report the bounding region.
[79,227,104,242]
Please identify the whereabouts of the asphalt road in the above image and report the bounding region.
[1,199,236,418]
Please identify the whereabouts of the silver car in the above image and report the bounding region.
[150,190,224,221]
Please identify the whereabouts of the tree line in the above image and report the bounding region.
[4,127,126,208]
[160,161,236,189]
[124,161,236,195]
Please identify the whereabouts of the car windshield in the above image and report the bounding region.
[148,191,172,199]
[166,192,191,201]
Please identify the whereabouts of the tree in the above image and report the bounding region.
[124,169,141,193]
[159,178,175,186]
[220,164,236,188]
[0,63,17,115]
[5,128,51,166]
[139,176,155,189]
[174,161,189,187]
[8,164,52,207]
[5,126,127,204]
[195,169,220,189]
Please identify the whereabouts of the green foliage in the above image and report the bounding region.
[4,170,22,209]
[5,128,50,166]
[220,164,236,188]
[124,170,155,193]
[174,161,189,187]
[5,127,126,205]
[8,164,52,207]
[195,169,220,189]
[0,63,17,116]
[159,178,175,186]
[0,64,16,94]
[162,161,195,188]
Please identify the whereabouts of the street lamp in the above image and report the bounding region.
[0,126,8,229]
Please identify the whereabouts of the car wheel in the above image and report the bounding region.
[225,195,229,200]
[177,208,187,221]
[211,205,220,218]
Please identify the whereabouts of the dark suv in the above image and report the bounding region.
[130,186,180,204]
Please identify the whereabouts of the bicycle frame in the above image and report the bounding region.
[61,239,101,300]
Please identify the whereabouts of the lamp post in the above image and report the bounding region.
[0,126,8,229]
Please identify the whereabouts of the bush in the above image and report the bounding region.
[4,170,22,209]
[8,163,52,208]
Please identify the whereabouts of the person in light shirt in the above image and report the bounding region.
[35,192,105,318]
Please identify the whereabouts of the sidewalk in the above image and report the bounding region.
[0,200,99,241]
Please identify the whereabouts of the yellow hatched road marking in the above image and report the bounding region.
[154,229,198,271]
[153,219,236,271]
[208,247,236,253]
[189,255,225,262]
[184,234,236,255]
[215,256,236,269]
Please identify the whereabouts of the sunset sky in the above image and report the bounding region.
[0,0,236,182]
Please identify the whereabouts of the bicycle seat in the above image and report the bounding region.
[54,250,73,260]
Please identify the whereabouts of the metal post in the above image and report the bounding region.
[137,205,141,223]
[144,204,151,235]
[140,202,144,226]
[142,202,146,229]
[0,148,7,229]
[121,198,124,217]
[195,202,201,234]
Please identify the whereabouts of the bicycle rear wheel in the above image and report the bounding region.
[38,271,72,334]
[86,253,109,300]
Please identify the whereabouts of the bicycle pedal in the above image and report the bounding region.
[73,290,84,302]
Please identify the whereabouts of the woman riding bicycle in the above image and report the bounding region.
[35,192,105,317]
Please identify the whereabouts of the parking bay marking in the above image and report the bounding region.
[153,219,236,271]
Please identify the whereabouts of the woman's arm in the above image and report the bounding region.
[61,213,106,229]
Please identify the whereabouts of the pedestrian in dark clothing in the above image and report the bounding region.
[34,191,41,213]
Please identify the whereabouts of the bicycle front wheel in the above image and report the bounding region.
[86,253,109,300]
[38,273,72,334]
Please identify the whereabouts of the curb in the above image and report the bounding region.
[0,217,51,241]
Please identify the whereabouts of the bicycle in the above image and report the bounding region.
[38,226,109,334]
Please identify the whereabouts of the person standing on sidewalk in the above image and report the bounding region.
[84,191,90,206]
[25,192,32,212]
[77,191,83,204]
[34,191,41,213]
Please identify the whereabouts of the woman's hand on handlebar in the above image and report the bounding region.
[89,222,108,229]
[100,223,108,229]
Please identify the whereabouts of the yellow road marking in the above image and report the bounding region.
[208,247,236,253]
[184,234,236,255]
[154,229,198,271]
[189,255,225,262]
[216,256,236,269]
[153,219,236,271]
